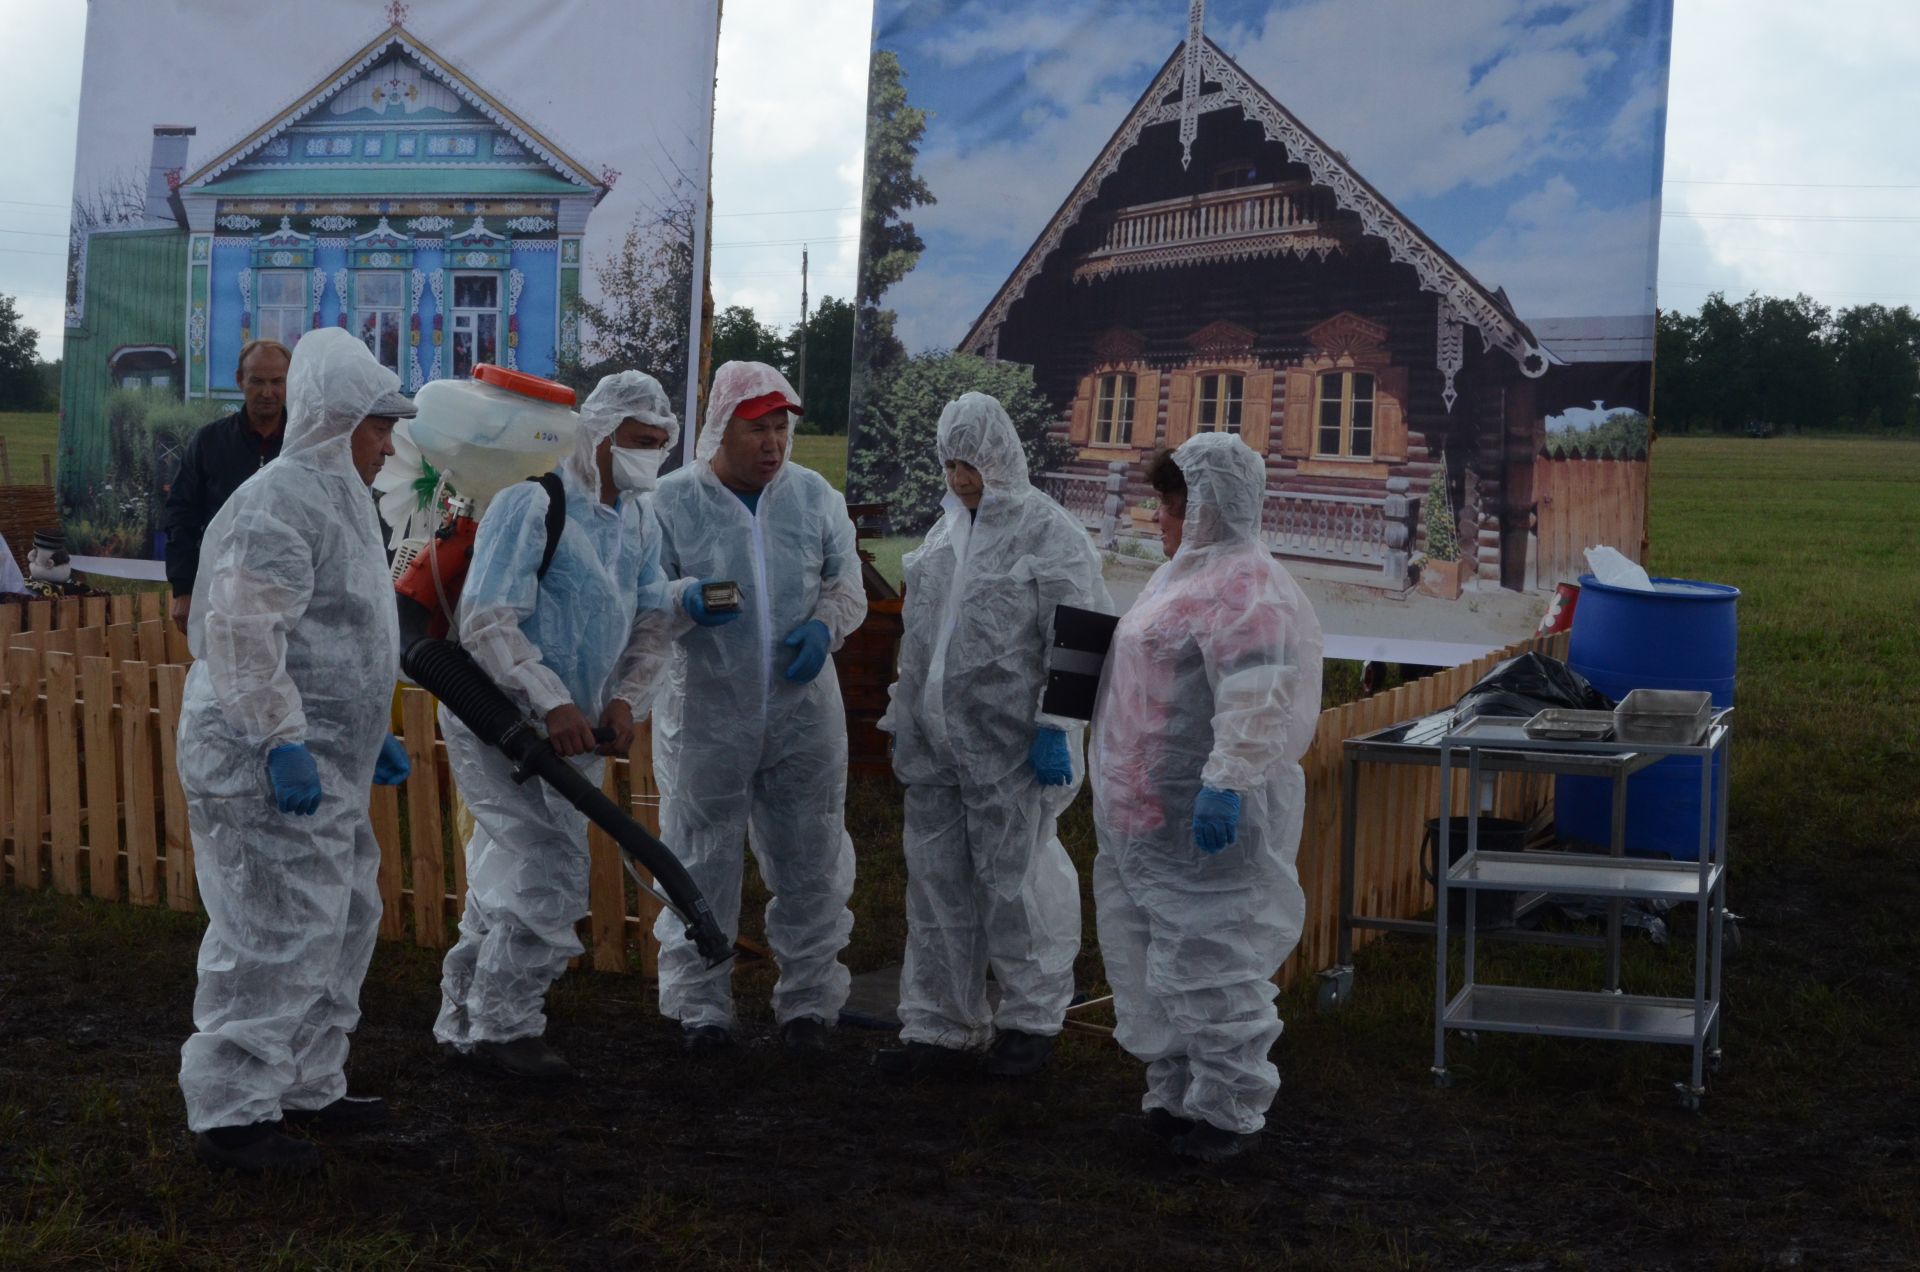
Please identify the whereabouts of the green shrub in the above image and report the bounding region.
[1420,477,1459,562]
[848,352,1071,535]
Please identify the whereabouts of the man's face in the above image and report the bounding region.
[236,349,289,426]
[944,459,984,509]
[349,415,399,485]
[714,409,789,492]
[1158,490,1187,557]
[616,417,672,450]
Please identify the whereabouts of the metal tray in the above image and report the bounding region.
[1522,709,1615,742]
[1612,688,1712,745]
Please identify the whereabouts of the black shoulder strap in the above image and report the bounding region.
[532,473,566,581]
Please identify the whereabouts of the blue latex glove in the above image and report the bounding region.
[782,619,832,684]
[1192,787,1242,854]
[1028,727,1074,787]
[684,578,742,627]
[266,742,324,816]
[373,734,411,786]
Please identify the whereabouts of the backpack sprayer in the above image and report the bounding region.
[401,635,733,969]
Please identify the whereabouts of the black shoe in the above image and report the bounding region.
[282,1095,389,1132]
[191,1122,322,1175]
[1110,1107,1198,1140]
[1171,1121,1261,1163]
[983,1029,1054,1077]
[872,1040,976,1077]
[682,1024,734,1056]
[780,1016,832,1054]
[469,1035,574,1080]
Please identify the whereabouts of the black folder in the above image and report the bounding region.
[1042,604,1120,721]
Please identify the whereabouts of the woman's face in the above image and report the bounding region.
[1157,490,1187,556]
[945,458,984,509]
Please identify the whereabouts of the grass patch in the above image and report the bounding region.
[0,411,59,485]
[791,433,848,492]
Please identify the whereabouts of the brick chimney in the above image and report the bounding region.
[144,126,196,227]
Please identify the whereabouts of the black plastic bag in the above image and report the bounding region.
[1453,651,1612,720]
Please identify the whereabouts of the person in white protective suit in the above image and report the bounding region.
[649,361,867,1055]
[435,369,720,1079]
[1090,432,1324,1163]
[177,326,415,1175]
[873,392,1112,1078]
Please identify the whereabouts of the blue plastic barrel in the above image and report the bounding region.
[1554,575,1739,859]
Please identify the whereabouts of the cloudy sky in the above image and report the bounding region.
[3,0,1917,362]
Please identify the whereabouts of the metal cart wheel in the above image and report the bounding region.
[1675,1083,1704,1112]
[1431,1067,1453,1089]
[1315,967,1354,1014]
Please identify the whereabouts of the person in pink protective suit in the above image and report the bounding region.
[1090,432,1324,1163]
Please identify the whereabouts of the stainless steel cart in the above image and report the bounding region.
[1319,713,1666,1011]
[1430,712,1733,1109]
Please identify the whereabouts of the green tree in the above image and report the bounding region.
[1832,303,1920,430]
[711,304,786,370]
[847,352,1070,534]
[562,199,696,411]
[36,359,61,410]
[0,294,45,410]
[785,296,855,435]
[855,50,935,375]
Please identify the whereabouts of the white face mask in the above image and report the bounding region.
[611,445,668,493]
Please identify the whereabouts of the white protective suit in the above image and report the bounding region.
[176,327,402,1132]
[649,362,867,1028]
[880,393,1112,1048]
[1089,432,1324,1135]
[435,371,686,1049]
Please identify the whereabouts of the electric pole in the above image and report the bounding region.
[797,246,809,405]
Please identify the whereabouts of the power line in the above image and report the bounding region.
[1666,178,1920,190]
[0,198,68,209]
[712,205,859,218]
[0,246,68,257]
[712,234,860,248]
[0,227,70,239]
[1662,210,1920,224]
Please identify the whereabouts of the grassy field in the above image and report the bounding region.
[1,437,1916,1268]
[0,410,59,485]
[790,432,848,492]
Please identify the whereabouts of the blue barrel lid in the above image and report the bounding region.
[1576,574,1741,602]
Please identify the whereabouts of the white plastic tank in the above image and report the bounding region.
[405,364,579,510]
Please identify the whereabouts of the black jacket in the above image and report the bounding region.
[161,408,286,596]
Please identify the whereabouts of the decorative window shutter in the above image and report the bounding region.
[1375,365,1409,460]
[1241,369,1276,454]
[1165,371,1195,449]
[1281,367,1315,457]
[1133,369,1162,449]
[1069,376,1095,446]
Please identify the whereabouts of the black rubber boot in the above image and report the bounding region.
[282,1095,389,1132]
[1171,1121,1262,1163]
[1110,1107,1198,1140]
[469,1035,574,1080]
[871,1040,976,1077]
[682,1024,734,1056]
[191,1121,322,1175]
[780,1016,832,1054]
[983,1029,1055,1077]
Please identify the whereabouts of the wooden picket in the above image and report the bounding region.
[80,656,120,901]
[1,604,1574,989]
[44,652,82,895]
[121,662,160,906]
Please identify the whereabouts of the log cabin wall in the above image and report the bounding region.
[992,109,1529,587]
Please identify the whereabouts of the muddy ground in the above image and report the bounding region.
[3,781,1915,1272]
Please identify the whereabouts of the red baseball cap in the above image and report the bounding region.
[733,390,803,421]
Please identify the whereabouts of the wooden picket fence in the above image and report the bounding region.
[1,590,1569,986]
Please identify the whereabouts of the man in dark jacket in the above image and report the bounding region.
[162,339,291,632]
